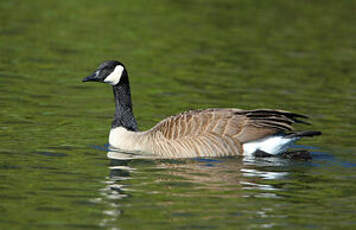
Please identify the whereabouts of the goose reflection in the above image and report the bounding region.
[105,150,291,196]
[95,150,294,228]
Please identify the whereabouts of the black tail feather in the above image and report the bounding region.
[286,131,322,138]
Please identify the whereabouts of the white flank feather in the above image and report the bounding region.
[243,135,297,156]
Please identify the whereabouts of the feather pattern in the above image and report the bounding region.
[123,108,312,158]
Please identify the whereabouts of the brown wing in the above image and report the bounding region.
[232,109,309,142]
[146,108,309,157]
[150,108,307,141]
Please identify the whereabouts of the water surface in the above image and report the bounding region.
[0,0,355,229]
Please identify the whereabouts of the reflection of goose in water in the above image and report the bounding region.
[95,154,294,228]
[83,60,321,159]
[107,152,289,195]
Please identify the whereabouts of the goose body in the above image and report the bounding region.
[83,60,321,159]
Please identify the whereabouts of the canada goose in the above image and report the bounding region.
[82,60,321,159]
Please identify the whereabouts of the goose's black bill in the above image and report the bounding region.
[82,73,98,82]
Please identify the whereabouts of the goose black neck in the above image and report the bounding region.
[111,71,138,131]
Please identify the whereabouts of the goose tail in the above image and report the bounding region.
[285,131,322,138]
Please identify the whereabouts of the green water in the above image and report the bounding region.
[1,0,356,229]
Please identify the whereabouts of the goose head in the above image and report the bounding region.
[82,60,127,86]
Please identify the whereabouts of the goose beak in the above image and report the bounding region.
[82,72,98,82]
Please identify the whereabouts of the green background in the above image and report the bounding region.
[0,0,355,229]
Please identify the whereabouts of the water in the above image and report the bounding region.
[1,0,355,229]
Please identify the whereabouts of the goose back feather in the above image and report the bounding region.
[111,108,312,158]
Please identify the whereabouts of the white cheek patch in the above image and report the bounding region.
[104,65,124,85]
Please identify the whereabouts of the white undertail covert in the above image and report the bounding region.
[243,135,298,156]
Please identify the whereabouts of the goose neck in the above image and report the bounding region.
[111,75,138,131]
